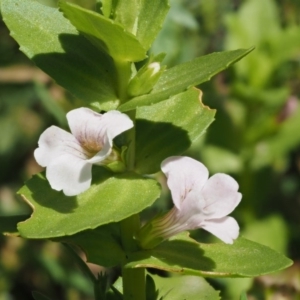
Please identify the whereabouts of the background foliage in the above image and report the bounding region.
[0,0,299,299]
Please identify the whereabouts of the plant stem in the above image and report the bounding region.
[114,59,131,102]
[121,215,146,300]
[125,110,136,171]
[121,113,145,299]
[122,268,146,300]
[115,58,145,300]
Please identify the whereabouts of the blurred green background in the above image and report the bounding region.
[0,0,300,299]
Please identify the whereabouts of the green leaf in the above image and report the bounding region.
[0,215,29,235]
[1,0,119,110]
[114,0,141,34]
[17,168,161,239]
[32,292,52,300]
[240,292,248,300]
[59,224,126,268]
[100,0,116,18]
[135,88,215,174]
[59,1,147,62]
[135,0,169,51]
[145,274,160,300]
[125,233,293,278]
[152,274,220,300]
[119,48,254,112]
[113,0,169,50]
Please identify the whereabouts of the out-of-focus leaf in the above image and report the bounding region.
[32,292,52,300]
[240,292,248,300]
[33,82,67,127]
[1,0,119,110]
[119,48,254,111]
[59,1,147,62]
[251,107,300,169]
[201,145,242,174]
[17,168,161,238]
[135,88,215,174]
[126,233,293,277]
[153,274,220,300]
[242,215,289,254]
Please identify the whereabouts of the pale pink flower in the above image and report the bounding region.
[34,108,133,196]
[138,156,242,248]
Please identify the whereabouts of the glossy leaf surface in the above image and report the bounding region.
[17,168,161,238]
[135,88,215,174]
[1,0,119,110]
[59,1,147,61]
[126,233,293,278]
[119,48,254,111]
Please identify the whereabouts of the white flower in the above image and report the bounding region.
[138,156,242,248]
[34,108,133,196]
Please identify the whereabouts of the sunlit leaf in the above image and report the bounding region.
[119,48,254,111]
[1,0,119,110]
[125,233,293,278]
[59,1,147,62]
[17,168,161,238]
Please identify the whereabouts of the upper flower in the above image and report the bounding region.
[34,108,133,196]
[137,156,242,248]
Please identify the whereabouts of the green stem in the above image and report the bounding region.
[115,59,131,102]
[122,268,146,300]
[120,215,146,300]
[125,110,136,171]
[116,58,145,300]
[120,214,140,251]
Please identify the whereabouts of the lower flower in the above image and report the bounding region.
[137,156,242,249]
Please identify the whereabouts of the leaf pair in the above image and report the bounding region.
[1,0,253,110]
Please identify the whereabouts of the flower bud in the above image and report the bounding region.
[127,62,163,97]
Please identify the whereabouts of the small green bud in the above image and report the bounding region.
[127,62,164,97]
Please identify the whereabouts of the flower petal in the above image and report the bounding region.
[161,156,209,209]
[201,216,239,244]
[201,173,242,219]
[100,110,134,140]
[176,189,207,228]
[46,153,92,196]
[88,110,134,164]
[67,108,133,164]
[34,126,86,167]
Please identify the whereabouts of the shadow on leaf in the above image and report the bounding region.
[128,239,215,274]
[33,33,118,106]
[135,119,191,174]
[24,174,78,213]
